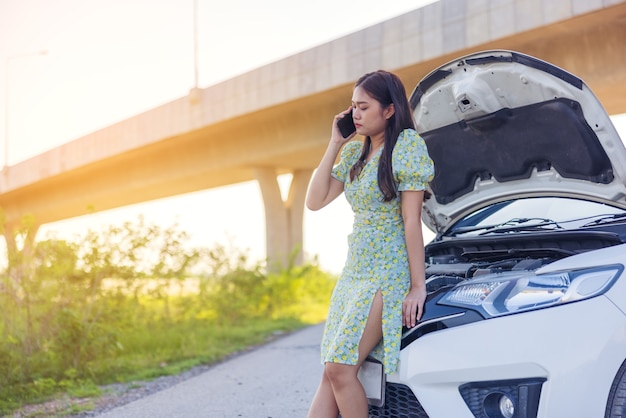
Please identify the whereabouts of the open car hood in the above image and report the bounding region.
[410,50,626,235]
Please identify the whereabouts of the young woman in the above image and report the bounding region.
[305,70,434,418]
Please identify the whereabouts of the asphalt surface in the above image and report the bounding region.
[97,323,325,418]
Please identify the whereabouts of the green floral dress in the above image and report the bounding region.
[321,128,434,374]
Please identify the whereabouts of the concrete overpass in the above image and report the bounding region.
[1,0,625,266]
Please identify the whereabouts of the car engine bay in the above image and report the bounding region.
[423,230,624,292]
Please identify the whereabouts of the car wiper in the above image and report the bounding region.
[477,218,563,235]
[462,247,576,260]
[450,218,559,236]
[580,213,626,227]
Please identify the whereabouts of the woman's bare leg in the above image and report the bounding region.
[306,368,340,418]
[322,291,384,418]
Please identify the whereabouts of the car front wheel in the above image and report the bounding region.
[606,359,626,417]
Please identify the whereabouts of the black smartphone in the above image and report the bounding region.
[337,109,356,138]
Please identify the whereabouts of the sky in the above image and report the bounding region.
[1,0,625,273]
[0,0,443,273]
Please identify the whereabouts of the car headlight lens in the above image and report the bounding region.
[439,265,622,318]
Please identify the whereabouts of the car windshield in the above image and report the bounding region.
[446,197,626,237]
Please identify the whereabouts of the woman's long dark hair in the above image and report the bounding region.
[348,70,415,201]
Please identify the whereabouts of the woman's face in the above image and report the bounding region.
[351,86,393,140]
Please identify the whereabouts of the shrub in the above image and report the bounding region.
[0,216,336,415]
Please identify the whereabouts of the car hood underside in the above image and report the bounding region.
[410,50,626,234]
[423,97,613,205]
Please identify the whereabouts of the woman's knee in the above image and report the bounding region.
[324,362,357,388]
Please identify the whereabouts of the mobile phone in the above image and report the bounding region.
[337,109,356,138]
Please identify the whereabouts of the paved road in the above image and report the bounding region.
[97,323,324,418]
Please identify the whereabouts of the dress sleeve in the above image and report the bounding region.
[393,128,435,191]
[331,140,363,183]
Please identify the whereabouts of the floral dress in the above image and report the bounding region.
[320,128,434,374]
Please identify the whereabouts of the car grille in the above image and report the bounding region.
[369,383,430,418]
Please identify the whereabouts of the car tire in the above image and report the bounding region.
[606,359,626,417]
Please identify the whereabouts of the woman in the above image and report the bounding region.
[305,70,434,418]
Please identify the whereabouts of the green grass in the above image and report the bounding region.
[106,317,307,384]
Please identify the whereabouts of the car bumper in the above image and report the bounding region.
[379,296,626,418]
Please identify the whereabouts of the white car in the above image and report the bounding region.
[363,50,626,418]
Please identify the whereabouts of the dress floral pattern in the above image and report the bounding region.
[321,128,434,374]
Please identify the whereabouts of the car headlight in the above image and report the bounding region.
[438,265,623,318]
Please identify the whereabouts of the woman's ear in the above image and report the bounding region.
[385,103,395,120]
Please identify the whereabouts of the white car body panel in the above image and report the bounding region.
[389,295,626,417]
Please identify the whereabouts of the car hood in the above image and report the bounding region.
[410,50,626,235]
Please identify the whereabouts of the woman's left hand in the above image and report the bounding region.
[402,285,427,328]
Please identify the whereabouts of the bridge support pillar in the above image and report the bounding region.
[2,218,40,279]
[254,168,312,271]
